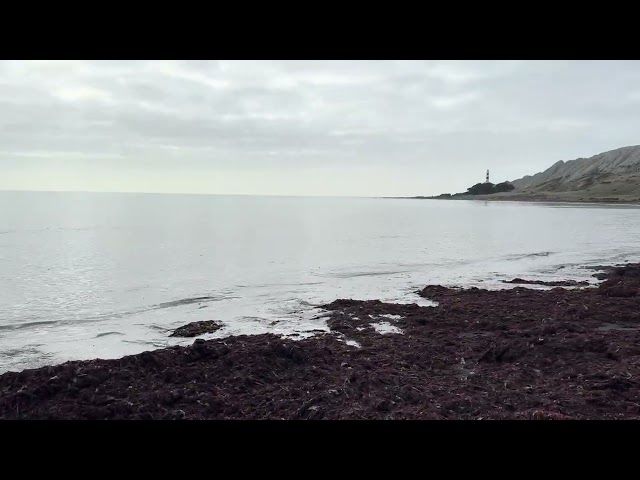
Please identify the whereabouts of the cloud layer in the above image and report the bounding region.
[1,60,639,196]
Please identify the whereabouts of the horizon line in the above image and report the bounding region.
[0,188,409,199]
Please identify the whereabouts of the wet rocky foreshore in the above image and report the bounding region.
[2,263,640,419]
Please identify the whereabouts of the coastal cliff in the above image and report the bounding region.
[424,145,640,203]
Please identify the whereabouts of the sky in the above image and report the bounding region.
[1,60,639,197]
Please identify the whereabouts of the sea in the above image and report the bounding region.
[1,191,639,373]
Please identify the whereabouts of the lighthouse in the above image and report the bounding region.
[485,169,490,184]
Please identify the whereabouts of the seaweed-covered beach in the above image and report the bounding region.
[2,263,640,420]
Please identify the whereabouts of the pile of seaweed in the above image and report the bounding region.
[1,263,639,419]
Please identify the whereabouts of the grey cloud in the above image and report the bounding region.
[1,60,639,196]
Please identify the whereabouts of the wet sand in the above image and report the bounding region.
[2,263,640,419]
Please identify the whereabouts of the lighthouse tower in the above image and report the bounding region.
[485,169,490,183]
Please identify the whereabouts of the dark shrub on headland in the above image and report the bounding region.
[465,181,514,196]
[423,180,515,199]
[494,181,516,193]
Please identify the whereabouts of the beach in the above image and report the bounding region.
[2,262,639,419]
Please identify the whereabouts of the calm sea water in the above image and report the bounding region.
[1,191,639,373]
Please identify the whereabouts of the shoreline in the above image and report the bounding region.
[2,263,640,419]
[385,195,640,205]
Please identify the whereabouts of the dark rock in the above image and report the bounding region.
[170,321,222,338]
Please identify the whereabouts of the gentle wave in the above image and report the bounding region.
[0,294,238,331]
[153,295,234,309]
[314,270,411,279]
[504,251,555,261]
[95,331,125,338]
[235,281,324,289]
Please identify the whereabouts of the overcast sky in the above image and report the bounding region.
[1,60,638,196]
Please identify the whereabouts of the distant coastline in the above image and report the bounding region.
[386,193,640,205]
[393,145,640,205]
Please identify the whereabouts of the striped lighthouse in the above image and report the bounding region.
[485,169,490,183]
